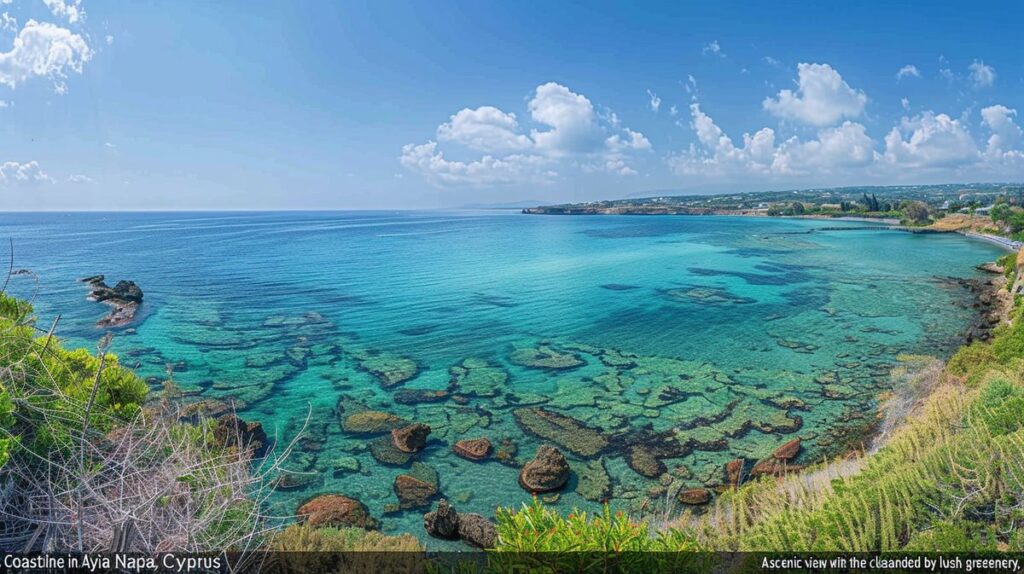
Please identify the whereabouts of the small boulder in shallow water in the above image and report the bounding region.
[423,499,459,539]
[518,445,570,493]
[725,458,744,487]
[394,474,437,509]
[341,411,406,435]
[297,494,377,529]
[392,423,431,453]
[457,513,498,549]
[678,487,712,505]
[773,438,801,461]
[453,437,491,461]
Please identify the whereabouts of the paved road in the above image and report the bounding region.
[963,231,1024,252]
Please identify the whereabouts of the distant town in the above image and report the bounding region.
[523,183,1024,240]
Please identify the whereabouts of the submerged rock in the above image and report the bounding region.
[509,345,584,370]
[423,499,459,539]
[393,474,438,509]
[677,488,712,505]
[355,351,419,388]
[296,494,377,529]
[513,407,609,457]
[369,436,414,466]
[391,423,431,453]
[626,446,666,478]
[725,458,744,487]
[773,438,802,461]
[453,437,491,461]
[393,388,450,405]
[341,411,406,435]
[519,445,570,493]
[573,458,611,502]
[449,358,509,397]
[457,513,498,549]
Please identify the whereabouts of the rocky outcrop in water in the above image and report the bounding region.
[453,437,491,461]
[422,500,497,548]
[750,437,805,478]
[519,444,570,493]
[297,494,377,529]
[423,499,459,539]
[392,423,431,453]
[513,407,608,457]
[458,513,498,549]
[212,414,269,457]
[393,474,437,509]
[80,275,144,328]
[678,487,712,505]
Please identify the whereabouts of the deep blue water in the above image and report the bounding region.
[0,211,1004,544]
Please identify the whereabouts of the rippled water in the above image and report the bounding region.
[0,211,1004,545]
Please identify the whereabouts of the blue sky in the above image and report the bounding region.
[1,0,1022,210]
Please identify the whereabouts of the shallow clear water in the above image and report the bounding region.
[0,211,1004,544]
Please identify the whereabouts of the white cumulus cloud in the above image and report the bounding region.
[0,160,53,184]
[436,106,532,152]
[883,111,978,168]
[0,19,92,90]
[402,83,651,186]
[668,103,875,177]
[763,63,867,126]
[42,0,83,24]
[399,141,553,186]
[980,105,1023,160]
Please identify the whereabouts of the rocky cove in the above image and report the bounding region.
[19,212,1011,548]
[86,262,1011,549]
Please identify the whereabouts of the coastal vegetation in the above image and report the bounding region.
[0,290,423,556]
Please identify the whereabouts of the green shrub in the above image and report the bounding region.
[493,498,709,573]
[947,342,997,378]
[969,377,1024,436]
[903,520,999,552]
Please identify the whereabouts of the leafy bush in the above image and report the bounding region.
[493,498,709,573]
[946,341,997,379]
[903,520,999,552]
[272,523,423,552]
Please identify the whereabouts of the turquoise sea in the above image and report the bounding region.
[0,211,1005,544]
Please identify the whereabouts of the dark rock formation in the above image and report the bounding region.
[391,423,431,453]
[626,445,666,478]
[393,474,437,509]
[518,444,570,493]
[453,437,491,461]
[212,414,268,457]
[423,499,459,539]
[80,275,144,328]
[423,500,497,549]
[341,411,406,435]
[513,407,608,457]
[296,494,377,529]
[678,488,712,505]
[773,438,801,461]
[725,458,744,487]
[457,513,498,549]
